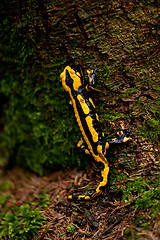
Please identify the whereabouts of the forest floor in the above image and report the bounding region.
[1,156,160,240]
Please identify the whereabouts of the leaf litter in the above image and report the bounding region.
[1,151,160,240]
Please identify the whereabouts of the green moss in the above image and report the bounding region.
[121,177,148,201]
[135,214,151,229]
[0,181,12,207]
[99,109,125,122]
[67,224,77,236]
[123,84,143,97]
[0,181,12,191]
[0,16,81,174]
[32,189,50,208]
[0,195,10,208]
[1,0,159,176]
[140,0,157,4]
[0,190,50,239]
[137,95,160,143]
[124,228,138,240]
[0,204,46,240]
[139,118,160,143]
[109,168,128,185]
[84,185,95,195]
[134,188,160,211]
[120,174,160,220]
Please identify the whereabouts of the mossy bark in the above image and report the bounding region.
[0,0,159,174]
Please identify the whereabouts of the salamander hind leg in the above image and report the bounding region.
[93,152,109,198]
[67,153,109,201]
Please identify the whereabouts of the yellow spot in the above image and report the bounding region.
[67,195,72,200]
[73,71,82,91]
[96,114,99,121]
[87,70,94,84]
[97,145,102,153]
[117,131,123,136]
[103,142,109,156]
[76,72,81,77]
[123,137,131,142]
[87,70,90,76]
[84,196,91,200]
[86,116,98,142]
[77,195,91,200]
[85,149,90,155]
[77,137,84,148]
[105,142,109,149]
[67,92,92,153]
[89,98,95,108]
[78,195,85,199]
[77,95,90,115]
[70,69,75,75]
[85,86,90,92]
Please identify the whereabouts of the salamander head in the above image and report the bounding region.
[60,66,82,92]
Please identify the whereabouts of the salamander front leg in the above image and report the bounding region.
[85,68,101,92]
[87,67,97,86]
[108,129,131,145]
[76,136,90,155]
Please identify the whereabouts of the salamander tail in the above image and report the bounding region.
[67,190,102,201]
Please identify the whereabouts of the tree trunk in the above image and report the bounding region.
[0,0,160,172]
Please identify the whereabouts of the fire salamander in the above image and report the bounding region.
[60,66,131,200]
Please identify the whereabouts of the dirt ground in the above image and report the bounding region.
[1,156,160,240]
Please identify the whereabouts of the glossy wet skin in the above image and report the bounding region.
[60,66,109,200]
[60,66,130,200]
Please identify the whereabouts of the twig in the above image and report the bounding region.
[130,220,135,240]
[72,223,91,237]
[110,203,129,215]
